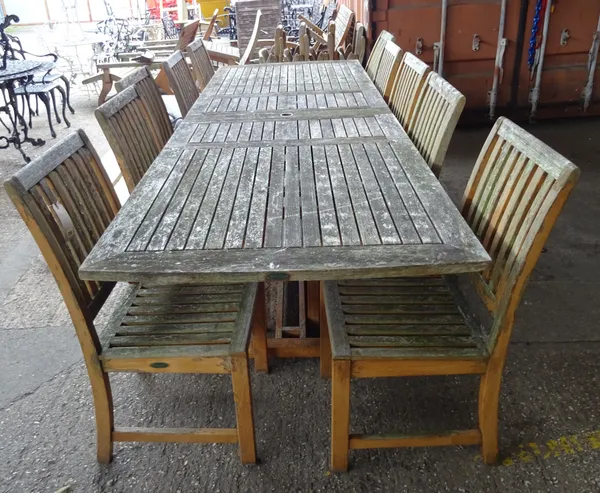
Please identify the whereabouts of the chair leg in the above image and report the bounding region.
[231,355,257,464]
[90,371,114,463]
[320,285,332,379]
[37,93,56,138]
[478,367,502,464]
[56,86,71,127]
[24,95,33,128]
[60,75,75,114]
[50,89,61,123]
[250,282,269,373]
[331,359,351,472]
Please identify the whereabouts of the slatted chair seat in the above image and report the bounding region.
[100,282,257,372]
[324,278,488,362]
[321,117,580,472]
[4,131,263,465]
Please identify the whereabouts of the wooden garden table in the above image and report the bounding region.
[80,60,491,356]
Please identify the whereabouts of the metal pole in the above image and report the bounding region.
[582,14,600,112]
[437,0,448,76]
[488,0,508,119]
[530,0,552,118]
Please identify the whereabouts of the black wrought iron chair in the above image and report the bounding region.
[1,15,74,138]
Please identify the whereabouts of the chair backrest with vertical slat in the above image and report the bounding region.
[187,38,215,91]
[334,4,354,50]
[406,72,465,177]
[461,117,580,349]
[163,50,199,117]
[95,86,165,192]
[114,67,173,148]
[373,40,402,101]
[388,51,430,128]
[239,9,263,65]
[365,30,395,80]
[3,130,120,357]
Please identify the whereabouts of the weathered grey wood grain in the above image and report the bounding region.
[80,60,491,285]
[186,148,236,249]
[166,148,221,250]
[81,244,490,283]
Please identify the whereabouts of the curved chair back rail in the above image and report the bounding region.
[388,51,431,128]
[4,131,262,465]
[372,39,403,101]
[406,71,466,176]
[162,50,200,117]
[320,117,580,472]
[95,85,166,192]
[365,30,395,80]
[114,66,173,146]
[187,38,216,91]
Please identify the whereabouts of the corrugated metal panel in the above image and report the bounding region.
[341,0,600,120]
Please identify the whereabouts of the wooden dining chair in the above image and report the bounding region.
[320,117,580,471]
[346,22,366,64]
[3,130,263,465]
[388,52,431,128]
[405,71,466,177]
[95,86,166,192]
[114,66,174,147]
[365,30,395,80]
[163,50,200,118]
[187,38,215,92]
[372,40,403,101]
[209,10,263,66]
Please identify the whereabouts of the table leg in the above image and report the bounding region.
[306,280,320,338]
[98,68,113,106]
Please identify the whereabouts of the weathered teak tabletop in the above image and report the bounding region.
[80,61,490,287]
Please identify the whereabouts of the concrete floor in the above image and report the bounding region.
[1,66,600,491]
